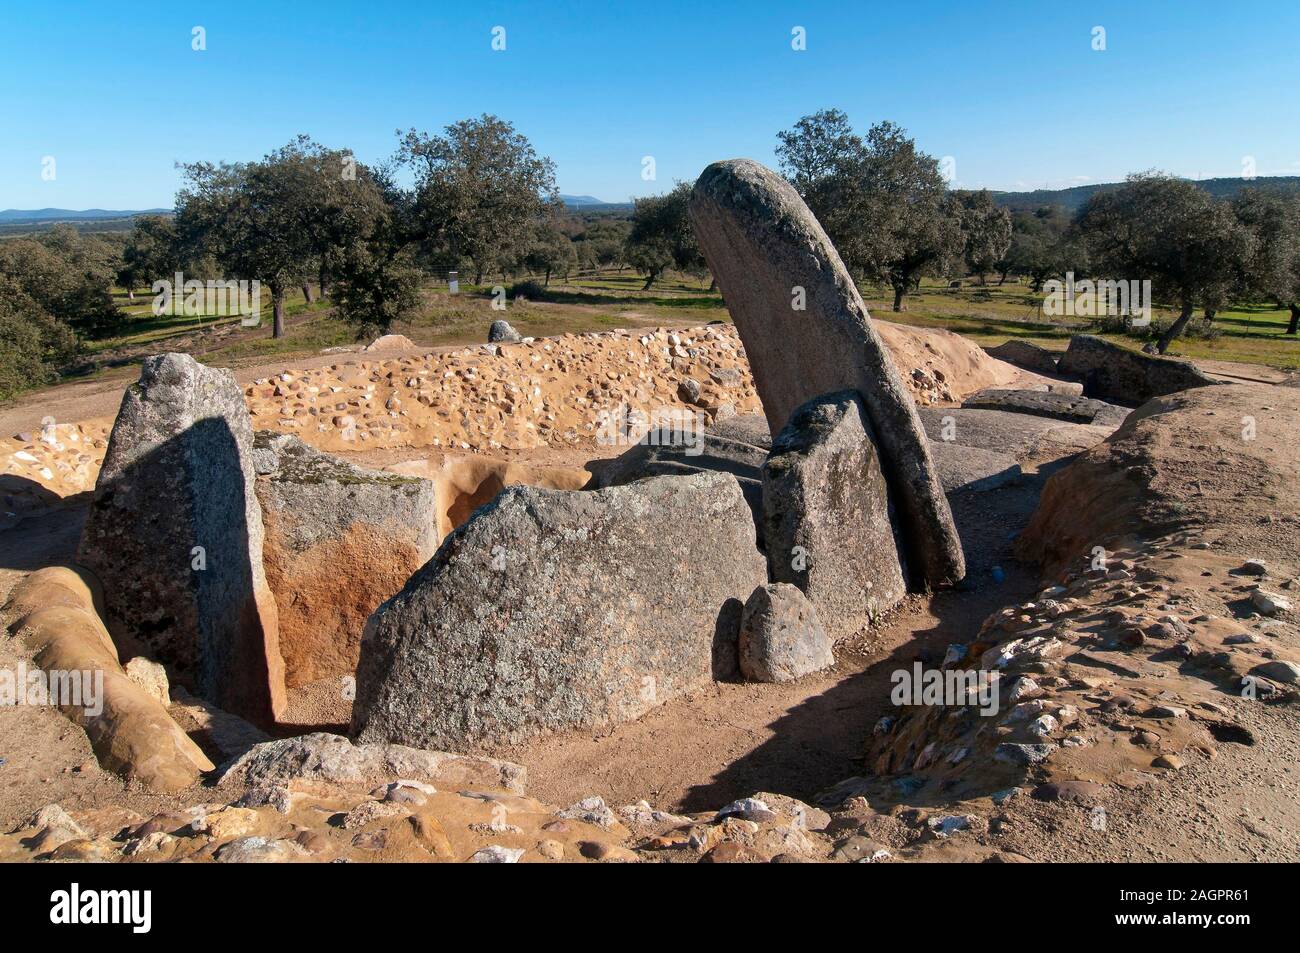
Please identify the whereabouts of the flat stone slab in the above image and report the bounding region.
[928,441,1022,493]
[588,418,769,539]
[252,433,438,689]
[917,407,1115,462]
[961,388,1130,426]
[984,340,1062,376]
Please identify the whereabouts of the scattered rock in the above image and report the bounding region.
[487,320,522,344]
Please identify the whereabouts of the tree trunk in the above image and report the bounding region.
[545,268,551,286]
[318,264,329,299]
[273,293,285,339]
[642,271,657,291]
[707,277,717,292]
[474,268,483,285]
[892,285,906,312]
[977,272,987,286]
[1287,304,1299,335]
[302,283,314,304]
[1154,302,1194,354]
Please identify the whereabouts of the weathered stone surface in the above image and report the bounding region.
[351,472,767,751]
[3,567,214,793]
[1056,334,1215,405]
[690,158,963,586]
[252,433,437,689]
[488,319,522,343]
[220,732,526,795]
[739,583,834,682]
[928,441,1022,494]
[984,340,1061,376]
[961,388,1130,426]
[589,415,770,540]
[917,406,1114,461]
[78,353,284,725]
[762,392,906,641]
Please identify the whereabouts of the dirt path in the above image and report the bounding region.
[511,478,1046,811]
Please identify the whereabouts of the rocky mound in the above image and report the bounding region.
[859,382,1298,824]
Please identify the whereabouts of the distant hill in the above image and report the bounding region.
[559,194,607,207]
[992,176,1300,214]
[0,207,169,224]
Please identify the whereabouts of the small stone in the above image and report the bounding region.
[926,814,974,838]
[702,842,766,863]
[1251,589,1291,615]
[1251,660,1300,684]
[1147,705,1186,719]
[558,796,618,829]
[994,742,1054,766]
[578,841,639,862]
[738,583,834,682]
[1152,754,1184,770]
[470,845,524,863]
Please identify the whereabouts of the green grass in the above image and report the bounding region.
[41,270,1300,396]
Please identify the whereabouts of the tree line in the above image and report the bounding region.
[5,109,1300,401]
[772,109,1300,352]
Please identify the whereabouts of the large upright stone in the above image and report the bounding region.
[1056,335,1215,405]
[689,158,963,587]
[762,392,907,641]
[251,433,438,689]
[351,472,766,752]
[78,353,284,725]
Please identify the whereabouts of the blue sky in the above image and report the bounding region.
[2,0,1298,209]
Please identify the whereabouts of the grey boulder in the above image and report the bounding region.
[78,353,284,726]
[1056,334,1215,406]
[762,391,907,641]
[488,319,522,343]
[351,472,766,751]
[739,583,834,682]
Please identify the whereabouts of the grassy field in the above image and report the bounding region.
[66,271,1300,385]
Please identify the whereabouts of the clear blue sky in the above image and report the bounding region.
[2,0,1298,209]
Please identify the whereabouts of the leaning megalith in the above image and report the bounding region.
[762,392,907,640]
[689,158,964,587]
[351,472,767,752]
[78,353,285,726]
[251,433,438,689]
